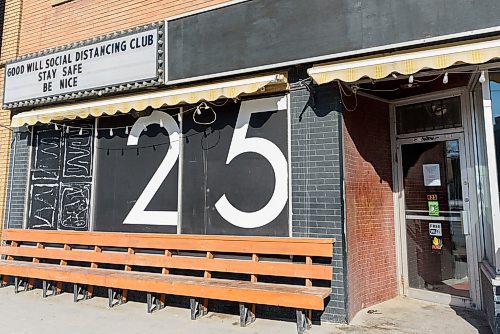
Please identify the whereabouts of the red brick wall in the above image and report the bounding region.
[343,95,397,320]
[18,0,232,56]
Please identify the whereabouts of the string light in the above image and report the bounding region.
[479,71,486,83]
[66,126,70,133]
[442,72,449,84]
[409,75,414,84]
[78,128,83,136]
[54,123,59,130]
[159,118,163,127]
[109,128,113,136]
[125,126,129,135]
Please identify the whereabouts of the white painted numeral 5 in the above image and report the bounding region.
[123,110,180,226]
[215,96,288,228]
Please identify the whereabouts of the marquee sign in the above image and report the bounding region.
[3,22,165,108]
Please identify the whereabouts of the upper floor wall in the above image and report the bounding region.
[18,0,232,55]
[15,0,500,84]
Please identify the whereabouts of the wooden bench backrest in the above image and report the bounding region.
[0,229,334,282]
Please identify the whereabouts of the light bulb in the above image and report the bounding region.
[109,128,113,136]
[143,124,148,132]
[54,123,59,130]
[159,119,164,127]
[66,126,70,133]
[443,72,449,84]
[196,107,202,115]
[391,73,398,79]
[125,126,129,135]
[78,128,83,136]
[409,75,414,84]
[479,71,486,83]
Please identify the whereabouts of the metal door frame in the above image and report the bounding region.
[390,88,481,309]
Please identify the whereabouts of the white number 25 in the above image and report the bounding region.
[215,96,288,228]
[124,96,288,228]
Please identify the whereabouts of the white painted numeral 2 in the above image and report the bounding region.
[123,110,180,225]
[215,96,288,228]
[123,96,288,228]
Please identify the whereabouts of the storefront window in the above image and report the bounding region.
[490,73,500,193]
[472,83,495,266]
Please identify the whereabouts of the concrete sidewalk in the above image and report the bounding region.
[0,286,491,334]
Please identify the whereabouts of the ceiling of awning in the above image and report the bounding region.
[11,74,287,127]
[308,37,500,85]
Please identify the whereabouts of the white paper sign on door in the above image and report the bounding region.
[423,164,441,187]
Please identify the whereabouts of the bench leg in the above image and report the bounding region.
[190,298,208,320]
[108,288,123,308]
[296,309,312,334]
[14,277,28,294]
[239,303,256,327]
[42,280,57,298]
[146,293,164,313]
[73,284,90,303]
[0,275,7,287]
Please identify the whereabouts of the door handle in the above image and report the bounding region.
[461,210,470,235]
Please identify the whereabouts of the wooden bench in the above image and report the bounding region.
[0,229,334,333]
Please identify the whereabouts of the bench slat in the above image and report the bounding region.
[0,246,332,280]
[1,229,334,257]
[0,260,330,310]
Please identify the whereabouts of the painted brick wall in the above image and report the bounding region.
[4,130,29,230]
[18,0,232,56]
[289,67,347,323]
[343,94,397,320]
[0,0,23,237]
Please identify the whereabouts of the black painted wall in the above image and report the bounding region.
[288,67,347,323]
[168,0,500,81]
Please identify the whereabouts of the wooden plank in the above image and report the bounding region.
[0,246,332,280]
[1,241,18,286]
[121,248,134,303]
[305,256,312,287]
[27,243,44,289]
[1,230,335,257]
[202,251,214,312]
[87,246,101,298]
[251,254,259,319]
[0,261,330,310]
[159,250,171,306]
[55,244,71,293]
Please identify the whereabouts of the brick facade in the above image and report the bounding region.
[289,68,347,323]
[343,95,397,320]
[18,0,232,56]
[0,0,23,237]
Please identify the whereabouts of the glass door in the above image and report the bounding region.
[397,133,473,307]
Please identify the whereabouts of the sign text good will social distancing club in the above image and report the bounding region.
[3,24,164,107]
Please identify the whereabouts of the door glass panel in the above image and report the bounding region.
[396,97,462,135]
[402,139,469,298]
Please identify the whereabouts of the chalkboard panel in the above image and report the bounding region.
[92,112,179,234]
[29,184,59,230]
[28,121,94,230]
[181,95,289,236]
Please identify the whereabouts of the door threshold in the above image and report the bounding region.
[407,288,475,309]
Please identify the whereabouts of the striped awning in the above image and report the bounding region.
[308,38,500,84]
[11,74,287,127]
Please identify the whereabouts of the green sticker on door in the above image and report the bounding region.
[428,200,439,216]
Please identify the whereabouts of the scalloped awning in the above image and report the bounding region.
[308,38,500,84]
[11,74,287,127]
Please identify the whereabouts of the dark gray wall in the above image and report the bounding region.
[289,67,347,323]
[168,0,500,81]
[4,129,30,229]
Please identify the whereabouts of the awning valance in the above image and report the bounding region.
[11,74,287,127]
[308,38,500,85]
